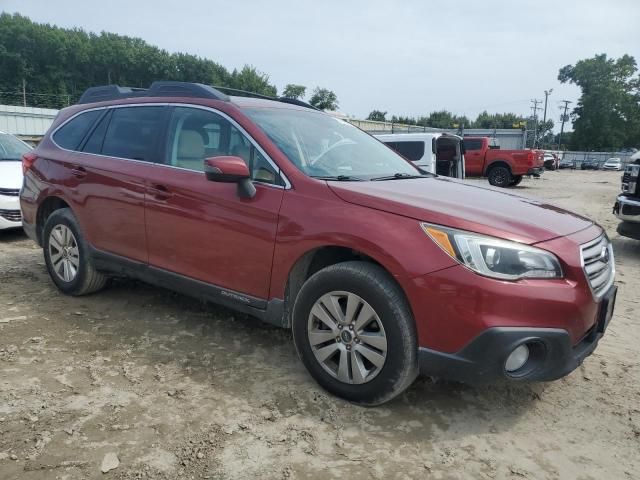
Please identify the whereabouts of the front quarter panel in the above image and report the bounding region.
[269,181,458,300]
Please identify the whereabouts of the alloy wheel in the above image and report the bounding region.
[307,291,388,384]
[49,225,80,282]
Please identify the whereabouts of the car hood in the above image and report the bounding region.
[328,177,594,244]
[0,161,23,189]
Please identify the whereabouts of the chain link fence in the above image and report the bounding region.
[0,91,76,109]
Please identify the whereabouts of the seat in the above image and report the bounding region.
[176,129,205,170]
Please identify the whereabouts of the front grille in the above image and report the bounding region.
[0,188,20,197]
[622,203,640,216]
[0,209,21,222]
[580,235,615,300]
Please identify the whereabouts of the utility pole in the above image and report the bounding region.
[22,78,26,107]
[530,99,542,148]
[557,100,572,151]
[542,89,553,124]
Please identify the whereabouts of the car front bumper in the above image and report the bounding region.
[418,285,616,384]
[0,194,22,230]
[614,195,640,223]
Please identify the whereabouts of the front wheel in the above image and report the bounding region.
[487,165,513,188]
[292,261,418,406]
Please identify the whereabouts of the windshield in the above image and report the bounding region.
[0,133,31,161]
[243,108,420,179]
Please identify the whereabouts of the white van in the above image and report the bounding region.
[374,133,465,178]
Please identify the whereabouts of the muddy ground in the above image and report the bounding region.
[1,170,639,480]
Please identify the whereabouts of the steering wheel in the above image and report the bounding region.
[309,139,356,170]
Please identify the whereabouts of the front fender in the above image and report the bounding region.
[269,187,457,300]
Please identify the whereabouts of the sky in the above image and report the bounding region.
[3,0,639,131]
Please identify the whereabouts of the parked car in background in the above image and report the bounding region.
[602,158,622,171]
[462,136,544,187]
[613,159,640,240]
[581,158,600,170]
[21,81,617,405]
[375,133,464,178]
[559,158,576,169]
[543,152,559,170]
[0,131,32,230]
[618,147,638,154]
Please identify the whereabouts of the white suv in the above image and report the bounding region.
[0,131,32,230]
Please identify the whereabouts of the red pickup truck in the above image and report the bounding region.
[463,137,544,187]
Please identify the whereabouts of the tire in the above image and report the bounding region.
[510,175,523,186]
[292,261,418,406]
[487,165,513,188]
[42,208,107,296]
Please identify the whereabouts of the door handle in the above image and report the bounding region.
[149,183,172,200]
[71,166,87,179]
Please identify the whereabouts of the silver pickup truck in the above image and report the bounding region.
[613,161,640,240]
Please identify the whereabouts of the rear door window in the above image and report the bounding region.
[53,110,102,150]
[101,106,165,161]
[392,141,425,161]
[464,139,483,151]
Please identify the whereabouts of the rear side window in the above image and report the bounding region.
[101,106,164,161]
[82,110,111,154]
[53,110,102,150]
[464,139,483,151]
[392,141,425,161]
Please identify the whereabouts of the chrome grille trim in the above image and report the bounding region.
[580,234,615,300]
[0,209,22,222]
[0,188,20,197]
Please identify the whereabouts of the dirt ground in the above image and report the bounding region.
[1,170,639,480]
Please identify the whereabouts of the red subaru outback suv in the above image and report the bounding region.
[20,82,616,405]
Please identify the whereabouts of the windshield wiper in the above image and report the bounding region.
[310,175,365,181]
[370,172,430,181]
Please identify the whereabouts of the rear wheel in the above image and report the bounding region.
[43,208,107,295]
[510,175,523,186]
[488,165,513,188]
[292,261,418,406]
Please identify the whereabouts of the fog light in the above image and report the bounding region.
[505,344,530,372]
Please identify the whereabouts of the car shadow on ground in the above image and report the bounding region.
[0,228,27,243]
[45,275,544,440]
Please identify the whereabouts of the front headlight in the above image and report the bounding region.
[421,223,563,280]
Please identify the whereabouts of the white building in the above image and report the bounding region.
[0,105,58,144]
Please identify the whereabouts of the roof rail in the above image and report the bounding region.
[211,86,319,111]
[77,81,318,111]
[78,81,229,104]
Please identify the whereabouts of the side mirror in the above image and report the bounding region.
[204,156,256,199]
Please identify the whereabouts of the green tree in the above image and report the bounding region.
[309,87,338,111]
[424,110,454,128]
[367,110,387,121]
[558,54,640,150]
[282,84,306,100]
[229,65,277,96]
[473,111,526,129]
[0,13,280,108]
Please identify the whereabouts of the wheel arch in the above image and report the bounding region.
[35,196,73,246]
[281,245,410,329]
[485,160,512,175]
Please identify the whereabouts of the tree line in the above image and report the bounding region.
[0,13,339,111]
[1,14,637,151]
